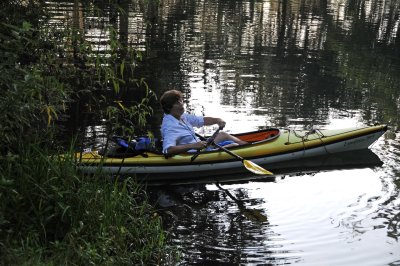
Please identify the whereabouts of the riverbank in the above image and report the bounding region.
[0,1,175,264]
[0,143,175,265]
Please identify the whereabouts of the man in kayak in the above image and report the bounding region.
[160,89,247,156]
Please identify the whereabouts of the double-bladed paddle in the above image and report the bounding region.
[190,127,222,162]
[216,183,268,222]
[212,140,273,175]
[192,128,273,175]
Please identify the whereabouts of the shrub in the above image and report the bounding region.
[0,143,172,265]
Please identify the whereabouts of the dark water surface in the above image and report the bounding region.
[46,0,400,264]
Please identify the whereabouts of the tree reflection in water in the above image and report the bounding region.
[44,0,400,264]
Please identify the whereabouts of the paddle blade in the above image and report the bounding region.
[243,160,273,175]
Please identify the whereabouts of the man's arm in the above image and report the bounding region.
[204,117,226,129]
[165,141,207,156]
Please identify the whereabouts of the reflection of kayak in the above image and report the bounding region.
[77,125,387,179]
[147,149,383,185]
[269,148,383,174]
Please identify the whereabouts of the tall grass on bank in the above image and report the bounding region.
[1,2,177,264]
[0,143,174,265]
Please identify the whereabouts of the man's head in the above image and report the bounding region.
[160,90,183,114]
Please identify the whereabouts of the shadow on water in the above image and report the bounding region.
[147,182,284,264]
[215,182,268,223]
[145,149,384,264]
[143,149,383,186]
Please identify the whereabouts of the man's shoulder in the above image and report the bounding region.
[161,114,179,128]
[162,114,175,122]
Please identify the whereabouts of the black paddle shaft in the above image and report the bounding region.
[212,141,244,161]
[190,127,222,162]
[196,132,245,161]
[195,131,272,175]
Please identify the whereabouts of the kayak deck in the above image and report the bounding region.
[76,125,387,177]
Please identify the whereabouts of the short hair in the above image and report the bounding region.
[160,90,183,114]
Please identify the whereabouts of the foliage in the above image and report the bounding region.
[0,143,173,265]
[89,25,156,137]
[0,20,70,152]
[0,1,172,265]
[0,1,156,153]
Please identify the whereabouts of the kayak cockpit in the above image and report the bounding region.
[97,128,281,158]
[234,128,280,144]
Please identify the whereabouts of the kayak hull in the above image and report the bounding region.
[77,125,387,179]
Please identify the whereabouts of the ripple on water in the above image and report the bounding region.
[237,165,400,265]
[151,134,400,265]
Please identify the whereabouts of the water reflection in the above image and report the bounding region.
[46,0,400,132]
[149,164,400,264]
[145,146,399,264]
[43,0,400,264]
[149,183,301,264]
[140,0,400,130]
[374,132,400,241]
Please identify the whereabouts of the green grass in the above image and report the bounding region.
[0,143,176,265]
[0,2,178,264]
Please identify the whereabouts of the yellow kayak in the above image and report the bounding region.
[77,125,387,179]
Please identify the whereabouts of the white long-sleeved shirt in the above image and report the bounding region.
[160,113,205,154]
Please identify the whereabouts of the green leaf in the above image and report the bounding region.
[120,61,125,79]
[22,21,32,31]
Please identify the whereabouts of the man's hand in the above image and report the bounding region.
[204,117,226,129]
[190,141,208,149]
[216,118,226,129]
